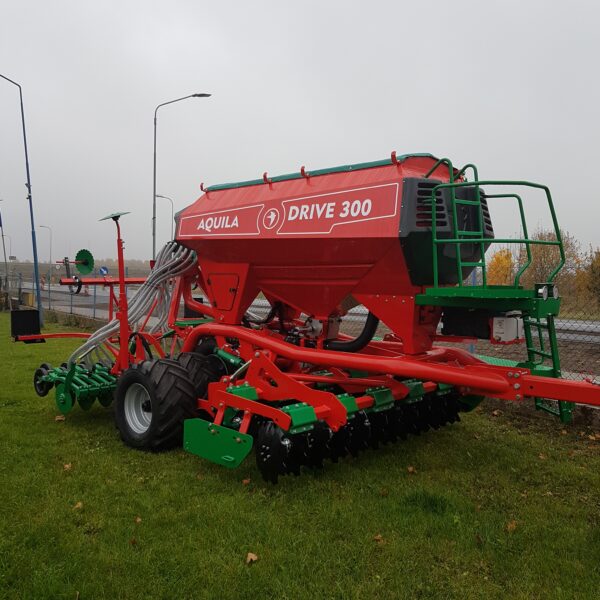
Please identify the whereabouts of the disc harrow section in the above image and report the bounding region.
[33,362,117,414]
[250,384,463,483]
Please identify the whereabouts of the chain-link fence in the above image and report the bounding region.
[12,278,129,320]
[342,301,600,381]
[9,274,600,380]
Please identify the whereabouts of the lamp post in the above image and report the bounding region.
[152,92,211,259]
[0,201,9,295]
[39,225,52,310]
[156,194,175,240]
[0,73,43,323]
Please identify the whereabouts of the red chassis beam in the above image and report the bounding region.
[182,323,600,408]
[16,332,91,341]
[60,277,146,286]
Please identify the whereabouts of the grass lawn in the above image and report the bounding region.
[1,313,599,600]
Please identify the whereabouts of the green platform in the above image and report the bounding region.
[184,418,253,468]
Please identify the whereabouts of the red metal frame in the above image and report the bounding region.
[175,318,600,433]
[17,332,91,341]
[168,154,600,431]
[20,154,600,436]
[59,277,146,286]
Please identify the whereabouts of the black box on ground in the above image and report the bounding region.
[10,309,44,343]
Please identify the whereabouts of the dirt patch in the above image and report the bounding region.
[480,397,600,430]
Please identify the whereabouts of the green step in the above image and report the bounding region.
[460,261,485,268]
[455,199,481,206]
[184,418,253,468]
[535,398,574,423]
[527,348,553,359]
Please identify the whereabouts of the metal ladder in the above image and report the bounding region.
[523,314,573,423]
[450,192,487,286]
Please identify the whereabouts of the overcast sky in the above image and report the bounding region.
[1,0,599,263]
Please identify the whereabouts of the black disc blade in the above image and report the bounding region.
[255,421,289,484]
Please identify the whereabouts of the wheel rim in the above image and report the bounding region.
[34,367,50,397]
[124,382,153,434]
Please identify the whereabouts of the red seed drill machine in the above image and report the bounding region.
[18,152,600,482]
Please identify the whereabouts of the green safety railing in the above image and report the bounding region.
[424,171,565,290]
[424,157,459,181]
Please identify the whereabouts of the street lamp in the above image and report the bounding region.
[0,73,43,323]
[156,194,175,240]
[152,92,211,259]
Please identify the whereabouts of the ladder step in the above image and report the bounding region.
[461,262,485,268]
[455,199,480,206]
[535,398,561,416]
[528,349,553,359]
[535,398,573,423]
[457,230,483,236]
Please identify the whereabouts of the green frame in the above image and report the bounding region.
[425,163,565,292]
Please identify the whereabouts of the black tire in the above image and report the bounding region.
[195,337,217,356]
[114,359,196,451]
[177,352,227,398]
[33,365,52,397]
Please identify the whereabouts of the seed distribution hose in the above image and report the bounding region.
[68,242,196,367]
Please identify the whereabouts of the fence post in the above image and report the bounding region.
[70,286,73,314]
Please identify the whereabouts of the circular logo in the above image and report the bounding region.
[262,207,280,230]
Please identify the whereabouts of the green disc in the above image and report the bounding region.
[97,392,114,407]
[55,383,75,415]
[78,395,96,411]
[75,248,94,275]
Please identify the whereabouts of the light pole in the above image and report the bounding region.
[0,201,9,295]
[39,225,52,310]
[0,73,43,324]
[152,92,211,259]
[156,194,175,240]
